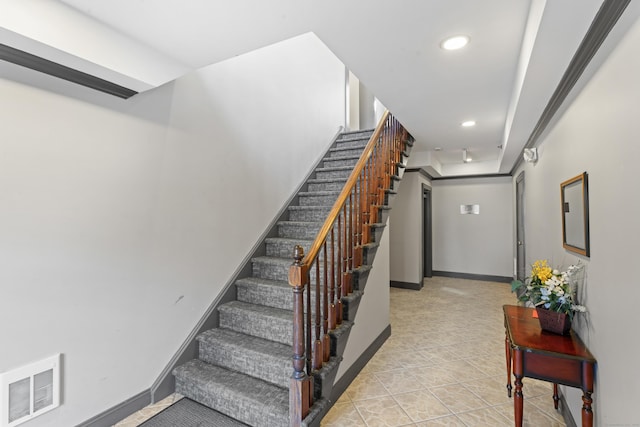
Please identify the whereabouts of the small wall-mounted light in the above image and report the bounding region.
[461,120,476,128]
[463,148,472,163]
[523,148,538,163]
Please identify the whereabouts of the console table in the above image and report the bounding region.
[503,305,596,427]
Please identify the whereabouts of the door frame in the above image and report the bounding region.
[422,184,433,278]
[516,172,526,281]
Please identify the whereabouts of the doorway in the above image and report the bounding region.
[516,172,526,281]
[422,184,433,278]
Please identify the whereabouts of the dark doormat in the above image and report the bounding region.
[140,398,249,427]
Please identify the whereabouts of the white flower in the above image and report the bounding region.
[553,269,560,275]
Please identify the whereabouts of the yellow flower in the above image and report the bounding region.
[532,260,552,282]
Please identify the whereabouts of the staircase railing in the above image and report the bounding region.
[288,111,411,425]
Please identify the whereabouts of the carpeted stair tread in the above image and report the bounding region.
[197,328,291,388]
[329,145,368,154]
[314,166,354,180]
[252,256,292,266]
[287,205,333,221]
[278,220,323,227]
[219,301,293,344]
[264,237,314,246]
[174,360,288,427]
[140,398,249,427]
[322,155,362,168]
[314,165,354,173]
[236,277,291,310]
[325,153,363,161]
[305,178,348,185]
[251,256,292,282]
[336,131,374,141]
[236,276,344,315]
[298,190,342,197]
[277,221,323,239]
[297,191,342,207]
[265,237,314,258]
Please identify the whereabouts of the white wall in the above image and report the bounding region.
[432,177,513,277]
[512,15,640,425]
[0,33,346,426]
[389,171,431,285]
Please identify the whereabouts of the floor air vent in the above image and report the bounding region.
[0,354,61,427]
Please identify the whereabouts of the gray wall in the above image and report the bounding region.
[432,177,513,277]
[389,171,431,285]
[512,15,640,425]
[0,33,346,426]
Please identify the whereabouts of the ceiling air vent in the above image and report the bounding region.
[0,43,137,99]
[0,354,61,427]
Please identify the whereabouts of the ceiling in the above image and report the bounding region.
[0,0,627,177]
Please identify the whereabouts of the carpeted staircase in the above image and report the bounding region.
[171,128,408,427]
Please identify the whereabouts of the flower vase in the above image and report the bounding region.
[536,307,571,335]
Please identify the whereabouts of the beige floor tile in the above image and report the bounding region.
[466,354,510,378]
[353,395,413,427]
[321,402,367,427]
[334,391,352,405]
[346,372,390,401]
[519,377,555,399]
[411,365,459,388]
[436,360,489,382]
[365,350,432,373]
[392,389,452,422]
[414,415,467,426]
[461,375,512,406]
[455,407,512,426]
[374,368,424,395]
[417,346,463,363]
[493,401,566,426]
[527,394,566,422]
[428,383,489,414]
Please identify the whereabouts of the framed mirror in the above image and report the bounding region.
[560,172,590,257]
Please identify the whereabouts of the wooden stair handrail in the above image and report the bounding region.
[288,110,410,426]
[301,110,390,266]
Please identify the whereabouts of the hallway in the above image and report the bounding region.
[321,277,567,426]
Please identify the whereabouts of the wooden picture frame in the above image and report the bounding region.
[560,172,590,257]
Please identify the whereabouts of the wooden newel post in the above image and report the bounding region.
[289,245,311,426]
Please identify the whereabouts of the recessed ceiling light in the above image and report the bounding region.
[441,35,469,51]
[461,120,476,127]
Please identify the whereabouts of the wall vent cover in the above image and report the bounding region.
[0,354,61,427]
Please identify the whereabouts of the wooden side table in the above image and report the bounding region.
[503,305,597,427]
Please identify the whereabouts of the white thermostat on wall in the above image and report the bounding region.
[460,204,480,215]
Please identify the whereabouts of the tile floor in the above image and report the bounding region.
[321,277,567,427]
[113,277,567,427]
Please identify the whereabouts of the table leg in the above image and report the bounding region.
[582,362,594,427]
[513,349,524,427]
[582,392,593,427]
[505,334,512,397]
[553,383,559,409]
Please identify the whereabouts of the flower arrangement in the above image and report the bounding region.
[511,260,586,321]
